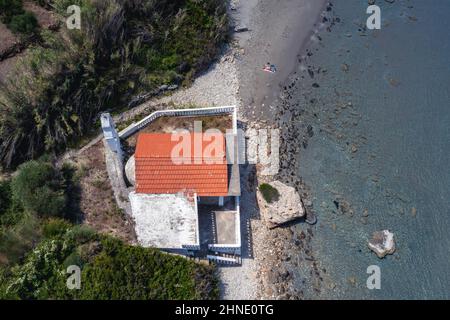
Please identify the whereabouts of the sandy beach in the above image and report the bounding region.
[234,0,327,121]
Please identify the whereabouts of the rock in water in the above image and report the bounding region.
[368,230,396,258]
[256,181,305,229]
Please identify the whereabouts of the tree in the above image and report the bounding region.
[0,0,24,23]
[7,12,38,34]
[11,160,66,217]
[0,231,219,300]
[0,180,11,217]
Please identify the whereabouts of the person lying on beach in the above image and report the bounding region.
[263,62,277,73]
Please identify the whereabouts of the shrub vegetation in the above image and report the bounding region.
[259,183,280,203]
[0,180,12,217]
[0,226,219,300]
[0,0,25,22]
[11,160,66,217]
[7,12,38,34]
[0,158,70,266]
[0,158,219,299]
[0,0,38,34]
[0,0,227,169]
[0,0,225,300]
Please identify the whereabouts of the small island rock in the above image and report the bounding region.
[368,230,396,258]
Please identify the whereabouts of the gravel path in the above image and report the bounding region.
[113,47,240,125]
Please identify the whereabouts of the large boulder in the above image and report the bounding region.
[256,181,305,229]
[125,155,135,186]
[368,230,396,258]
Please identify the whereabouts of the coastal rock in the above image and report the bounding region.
[125,155,135,186]
[368,230,396,258]
[127,93,152,108]
[234,25,249,33]
[158,84,168,91]
[256,181,305,229]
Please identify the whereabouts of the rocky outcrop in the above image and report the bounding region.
[368,230,396,258]
[256,181,305,229]
[125,155,135,186]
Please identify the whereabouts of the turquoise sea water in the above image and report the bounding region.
[287,0,450,299]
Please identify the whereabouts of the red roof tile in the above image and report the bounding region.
[135,133,228,196]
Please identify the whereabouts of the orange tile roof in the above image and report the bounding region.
[135,133,228,196]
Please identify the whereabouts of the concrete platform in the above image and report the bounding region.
[129,192,199,249]
[215,211,236,244]
[198,201,238,250]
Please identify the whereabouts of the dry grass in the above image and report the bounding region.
[23,1,59,29]
[0,23,21,83]
[124,115,232,148]
[70,141,136,244]
[0,23,19,55]
[0,2,58,82]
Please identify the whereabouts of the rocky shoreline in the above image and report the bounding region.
[230,0,340,299]
[97,0,339,300]
[266,3,349,298]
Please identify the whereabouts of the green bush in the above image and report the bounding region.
[0,212,41,267]
[1,230,219,300]
[259,183,280,203]
[0,0,24,23]
[0,180,12,217]
[0,0,38,35]
[65,225,96,243]
[42,218,72,239]
[11,160,66,217]
[0,178,26,231]
[7,12,38,34]
[79,237,219,300]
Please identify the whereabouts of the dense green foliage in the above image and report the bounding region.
[259,183,280,203]
[0,212,41,266]
[0,226,219,300]
[0,0,38,34]
[6,12,38,34]
[0,0,227,169]
[0,159,71,266]
[0,32,102,166]
[0,180,12,217]
[81,238,218,299]
[0,158,219,299]
[0,0,25,22]
[11,160,66,217]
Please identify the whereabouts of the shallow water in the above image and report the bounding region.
[285,0,450,299]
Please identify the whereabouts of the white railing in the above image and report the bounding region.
[182,245,201,251]
[207,196,241,255]
[119,106,237,139]
[207,255,239,265]
[194,193,200,248]
[208,245,241,254]
[181,192,200,250]
[235,196,241,250]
